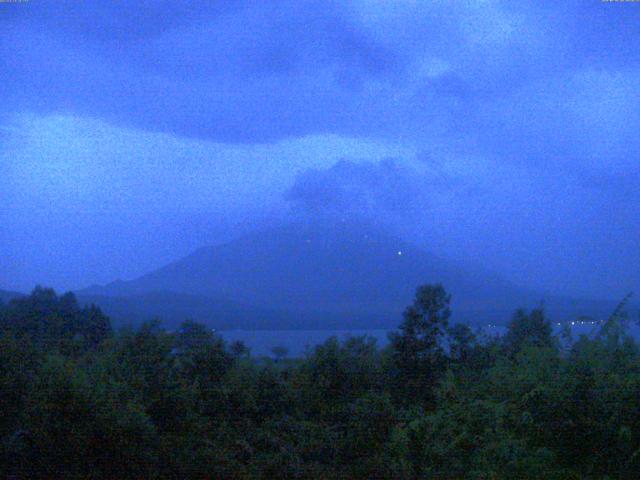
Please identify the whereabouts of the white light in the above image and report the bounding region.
[397,251,402,256]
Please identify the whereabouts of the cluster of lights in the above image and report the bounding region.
[554,320,601,327]
[482,321,603,329]
[570,320,599,326]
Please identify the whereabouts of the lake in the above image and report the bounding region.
[220,322,640,357]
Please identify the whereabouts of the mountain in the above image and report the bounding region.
[77,291,302,330]
[0,289,24,305]
[78,221,618,329]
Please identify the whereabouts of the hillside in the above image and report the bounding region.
[79,221,617,328]
[77,291,299,330]
[0,289,24,305]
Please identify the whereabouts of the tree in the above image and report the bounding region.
[296,336,382,423]
[0,287,112,352]
[341,392,398,478]
[447,323,476,364]
[24,355,158,479]
[504,307,553,355]
[229,340,249,359]
[271,345,289,362]
[388,284,451,406]
[82,304,112,347]
[174,320,232,382]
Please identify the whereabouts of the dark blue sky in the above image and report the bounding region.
[1,0,639,300]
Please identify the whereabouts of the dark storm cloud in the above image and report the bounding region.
[1,0,400,142]
[2,0,638,148]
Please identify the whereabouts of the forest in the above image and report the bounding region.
[1,285,639,479]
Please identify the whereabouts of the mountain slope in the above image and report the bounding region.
[76,291,304,330]
[0,289,24,304]
[79,221,617,328]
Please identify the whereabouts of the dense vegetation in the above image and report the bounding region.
[0,285,639,479]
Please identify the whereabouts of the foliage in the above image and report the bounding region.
[0,285,638,478]
[388,283,451,407]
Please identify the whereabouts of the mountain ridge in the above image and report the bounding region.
[77,221,620,329]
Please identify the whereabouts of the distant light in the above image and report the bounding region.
[571,321,575,326]
[397,251,403,256]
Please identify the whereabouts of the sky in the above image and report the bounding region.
[1,0,639,300]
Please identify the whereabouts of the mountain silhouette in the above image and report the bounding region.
[0,289,24,305]
[78,220,617,329]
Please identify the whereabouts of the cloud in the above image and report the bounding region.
[1,1,400,142]
[284,156,500,241]
[3,0,637,148]
[286,159,425,218]
[1,113,411,213]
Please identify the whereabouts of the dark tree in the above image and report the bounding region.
[389,283,451,406]
[271,345,289,362]
[0,288,112,351]
[504,307,553,355]
[447,323,476,363]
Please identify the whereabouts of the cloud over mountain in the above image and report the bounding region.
[286,159,428,219]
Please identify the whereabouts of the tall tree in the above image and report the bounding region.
[388,284,451,406]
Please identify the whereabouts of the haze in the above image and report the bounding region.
[1,0,639,303]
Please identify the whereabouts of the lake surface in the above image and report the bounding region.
[220,322,640,357]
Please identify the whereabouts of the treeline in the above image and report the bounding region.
[0,285,639,478]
